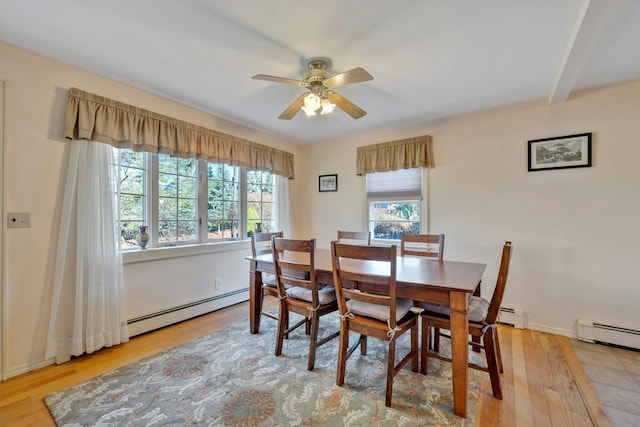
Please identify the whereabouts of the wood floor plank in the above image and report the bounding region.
[0,302,610,427]
[557,335,612,427]
[522,329,552,427]
[511,329,534,426]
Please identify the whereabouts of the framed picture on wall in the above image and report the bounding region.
[319,174,338,192]
[528,132,592,172]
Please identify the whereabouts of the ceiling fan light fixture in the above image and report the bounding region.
[303,92,321,110]
[320,98,336,115]
[301,105,317,116]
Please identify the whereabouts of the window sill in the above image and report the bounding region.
[122,239,251,264]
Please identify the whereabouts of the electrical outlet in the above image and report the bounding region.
[215,278,223,289]
[7,212,31,228]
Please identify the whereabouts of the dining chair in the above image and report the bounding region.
[272,237,340,371]
[419,241,512,400]
[251,231,284,326]
[337,230,371,245]
[330,241,418,407]
[400,233,446,350]
[400,233,445,260]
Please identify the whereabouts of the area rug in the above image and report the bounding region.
[44,312,482,426]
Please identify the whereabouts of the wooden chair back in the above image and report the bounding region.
[251,231,284,256]
[400,233,444,260]
[337,230,371,245]
[271,237,317,304]
[485,241,513,325]
[331,241,398,325]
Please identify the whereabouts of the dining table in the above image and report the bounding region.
[246,248,486,418]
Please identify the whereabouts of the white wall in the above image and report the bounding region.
[0,41,302,378]
[300,82,640,337]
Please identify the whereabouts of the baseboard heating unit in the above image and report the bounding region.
[498,305,524,329]
[578,317,640,350]
[127,288,248,337]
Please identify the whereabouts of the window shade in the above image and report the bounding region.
[64,88,295,178]
[366,168,423,200]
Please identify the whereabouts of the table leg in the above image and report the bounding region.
[249,260,263,334]
[449,291,469,418]
[471,280,482,352]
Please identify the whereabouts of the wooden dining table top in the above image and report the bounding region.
[247,248,486,295]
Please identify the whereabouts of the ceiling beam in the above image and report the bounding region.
[549,0,628,104]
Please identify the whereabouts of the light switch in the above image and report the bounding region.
[7,212,31,228]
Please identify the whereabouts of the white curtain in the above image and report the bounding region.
[274,175,293,237]
[46,140,128,363]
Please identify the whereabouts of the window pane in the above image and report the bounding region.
[247,170,275,236]
[370,201,421,240]
[120,194,144,220]
[158,221,177,244]
[157,154,199,246]
[178,158,197,177]
[178,199,197,220]
[159,196,177,220]
[159,155,177,174]
[120,221,143,249]
[120,167,144,194]
[159,173,177,197]
[178,221,197,242]
[179,176,197,198]
[207,162,240,241]
[114,148,147,250]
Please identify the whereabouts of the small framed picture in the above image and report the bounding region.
[319,174,338,192]
[528,132,592,172]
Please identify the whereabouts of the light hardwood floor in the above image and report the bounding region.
[0,299,611,426]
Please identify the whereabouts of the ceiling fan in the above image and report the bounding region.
[251,59,373,120]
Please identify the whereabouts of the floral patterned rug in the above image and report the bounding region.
[44,311,482,426]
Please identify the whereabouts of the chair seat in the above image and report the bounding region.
[262,273,277,286]
[419,296,489,323]
[287,284,337,305]
[347,297,414,322]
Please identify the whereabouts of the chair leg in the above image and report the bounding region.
[361,335,368,355]
[420,317,430,375]
[307,313,319,371]
[385,337,396,407]
[336,323,349,386]
[484,327,503,399]
[494,328,504,373]
[275,307,288,356]
[411,322,418,373]
[433,327,440,351]
[305,316,311,335]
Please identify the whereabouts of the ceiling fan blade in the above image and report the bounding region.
[326,91,367,119]
[252,74,305,86]
[323,67,373,88]
[278,93,306,120]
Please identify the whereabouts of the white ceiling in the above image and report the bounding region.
[1,0,640,144]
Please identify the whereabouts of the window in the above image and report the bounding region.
[158,154,198,245]
[114,149,147,249]
[366,168,424,240]
[206,163,240,240]
[113,148,277,250]
[247,170,274,234]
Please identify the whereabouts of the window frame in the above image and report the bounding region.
[113,148,277,259]
[365,167,427,243]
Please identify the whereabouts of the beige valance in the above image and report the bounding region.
[356,135,432,175]
[64,88,295,178]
